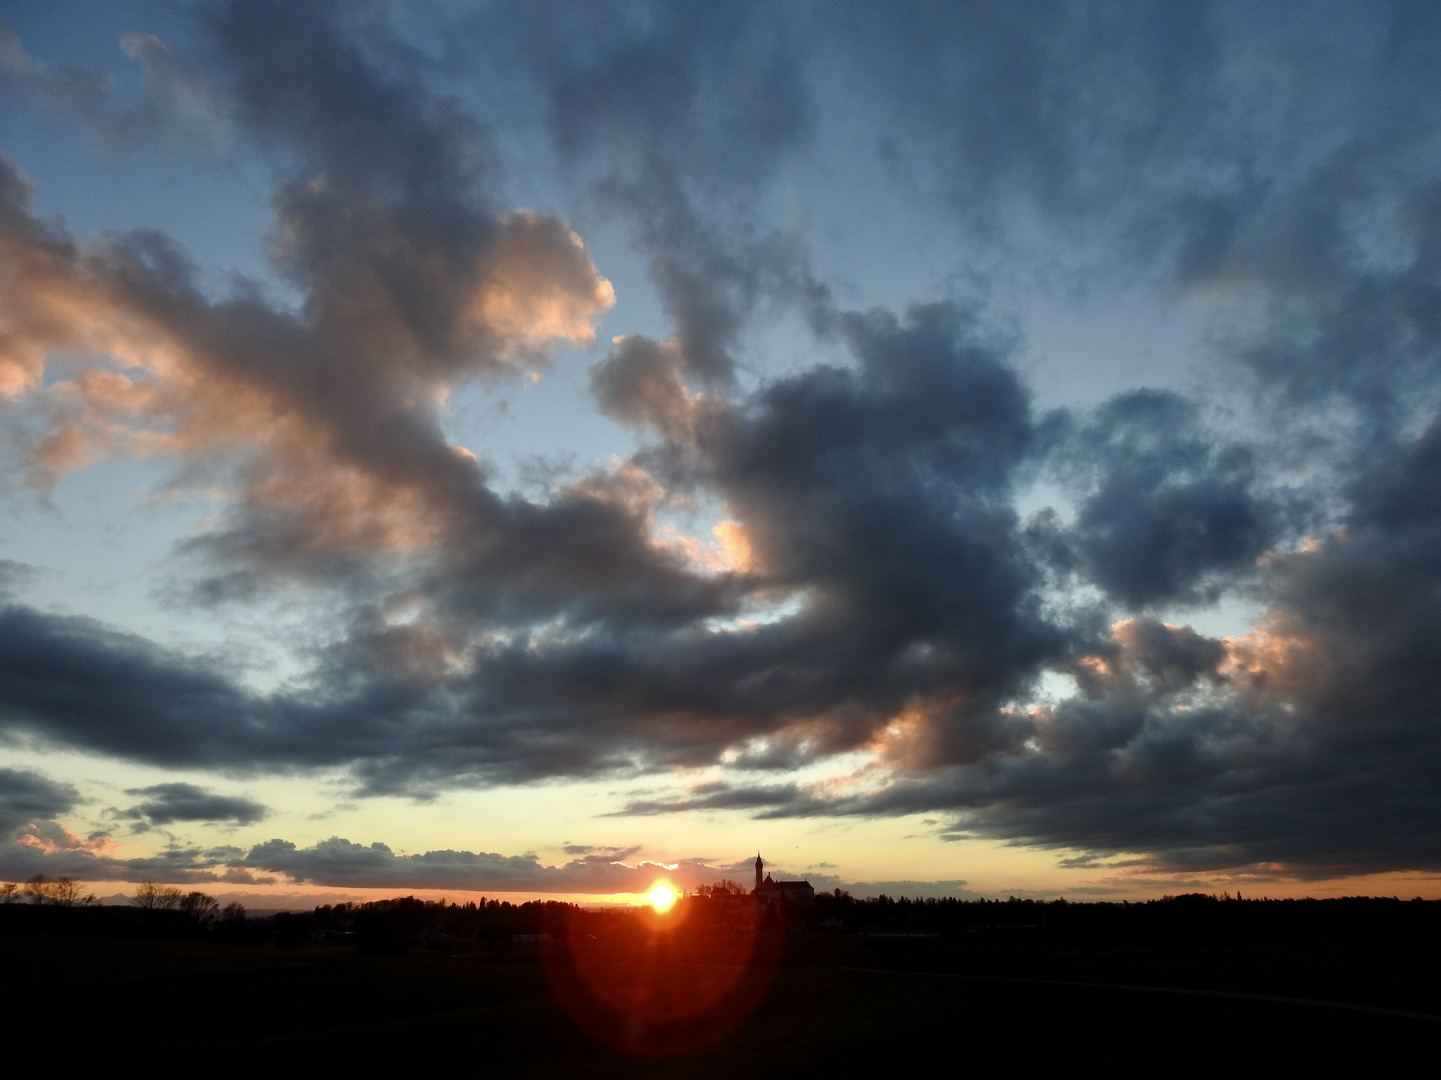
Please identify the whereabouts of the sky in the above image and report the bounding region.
[2,0,1441,907]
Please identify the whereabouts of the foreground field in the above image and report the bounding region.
[7,925,1438,1071]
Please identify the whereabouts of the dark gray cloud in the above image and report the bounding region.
[611,443,1441,875]
[0,767,78,835]
[616,782,808,818]
[0,603,293,768]
[1047,390,1283,608]
[201,0,492,202]
[724,553,1441,875]
[514,0,814,185]
[560,843,640,858]
[1196,138,1441,444]
[120,783,268,826]
[432,303,1066,783]
[243,836,715,893]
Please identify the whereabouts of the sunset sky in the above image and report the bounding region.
[3,1,1441,907]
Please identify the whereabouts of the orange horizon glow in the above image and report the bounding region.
[57,865,1441,911]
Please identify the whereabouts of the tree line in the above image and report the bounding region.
[5,878,1438,949]
[1,874,95,907]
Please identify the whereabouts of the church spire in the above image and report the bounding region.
[755,852,763,892]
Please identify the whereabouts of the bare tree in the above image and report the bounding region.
[51,877,84,907]
[132,881,184,910]
[0,882,17,904]
[24,875,49,904]
[697,879,746,897]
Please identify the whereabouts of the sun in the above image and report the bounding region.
[647,883,678,912]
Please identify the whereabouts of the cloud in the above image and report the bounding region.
[458,0,822,386]
[0,22,112,132]
[0,603,290,768]
[17,820,118,858]
[244,836,715,893]
[780,531,1441,875]
[560,843,640,858]
[615,782,809,818]
[0,1,618,576]
[839,3,1236,235]
[0,767,79,835]
[1046,390,1284,608]
[0,292,1079,796]
[4,1,1441,887]
[0,809,281,886]
[1,9,1054,801]
[0,822,207,885]
[119,783,268,826]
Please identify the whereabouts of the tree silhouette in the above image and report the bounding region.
[51,877,85,907]
[180,891,220,924]
[18,875,88,906]
[132,882,184,910]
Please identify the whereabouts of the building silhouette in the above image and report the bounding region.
[751,853,814,913]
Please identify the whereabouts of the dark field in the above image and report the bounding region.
[8,915,1438,1073]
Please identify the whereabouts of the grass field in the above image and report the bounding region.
[8,925,1438,1072]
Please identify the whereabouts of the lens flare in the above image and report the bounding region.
[547,885,780,1056]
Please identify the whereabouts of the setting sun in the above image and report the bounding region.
[647,883,678,912]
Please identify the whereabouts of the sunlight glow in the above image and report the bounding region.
[647,883,678,912]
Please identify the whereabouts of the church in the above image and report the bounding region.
[751,854,815,912]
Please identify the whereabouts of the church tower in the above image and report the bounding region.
[754,853,763,892]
